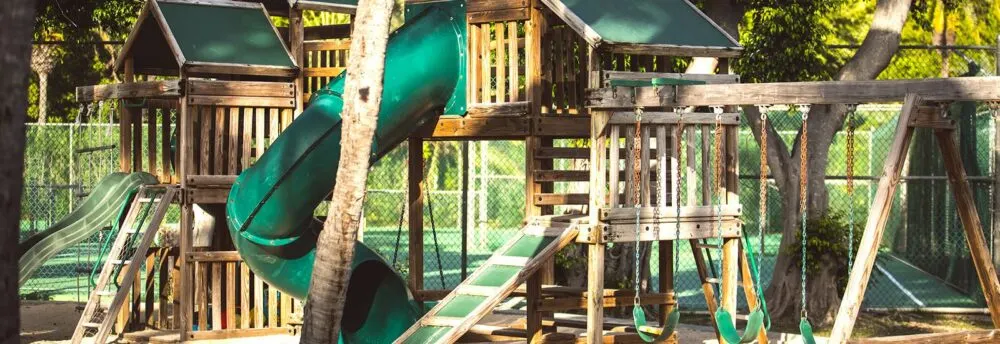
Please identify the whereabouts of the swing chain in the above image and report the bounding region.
[757,105,771,287]
[845,104,858,270]
[633,105,644,307]
[712,106,725,248]
[797,104,810,319]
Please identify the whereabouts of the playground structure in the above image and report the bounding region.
[14,0,997,343]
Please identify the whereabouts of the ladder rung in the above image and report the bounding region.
[110,259,132,265]
[422,316,463,327]
[456,285,500,297]
[82,322,102,328]
[490,256,529,267]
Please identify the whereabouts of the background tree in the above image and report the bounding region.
[1,0,37,342]
[301,0,395,342]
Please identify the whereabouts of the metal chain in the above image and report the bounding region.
[797,104,810,318]
[712,107,725,249]
[674,109,684,279]
[633,106,643,307]
[845,104,857,269]
[756,105,770,287]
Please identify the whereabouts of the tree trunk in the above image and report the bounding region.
[0,0,36,343]
[300,0,395,343]
[755,0,913,325]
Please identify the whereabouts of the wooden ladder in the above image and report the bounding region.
[690,236,770,344]
[71,186,177,344]
[393,215,584,344]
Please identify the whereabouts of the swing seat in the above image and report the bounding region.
[715,307,765,344]
[633,305,680,343]
[799,317,817,344]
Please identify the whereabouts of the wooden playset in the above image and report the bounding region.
[61,0,1000,343]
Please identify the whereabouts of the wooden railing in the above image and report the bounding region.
[468,19,528,108]
[115,247,180,334]
[303,40,350,103]
[187,251,298,340]
[540,24,587,115]
[120,99,180,184]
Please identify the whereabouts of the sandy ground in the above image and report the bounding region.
[20,301,822,343]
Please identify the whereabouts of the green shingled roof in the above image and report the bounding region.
[157,1,294,67]
[549,0,739,50]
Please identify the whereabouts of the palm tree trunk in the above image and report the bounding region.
[300,0,395,343]
[0,0,36,343]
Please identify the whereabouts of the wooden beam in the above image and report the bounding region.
[829,94,921,343]
[408,137,424,294]
[608,43,742,58]
[935,128,1000,328]
[187,95,295,108]
[422,116,530,139]
[467,0,529,12]
[468,8,530,24]
[277,24,352,42]
[533,117,590,137]
[601,71,739,86]
[586,77,1000,109]
[187,79,295,98]
[183,62,298,78]
[467,101,530,117]
[76,80,182,102]
[850,330,1000,344]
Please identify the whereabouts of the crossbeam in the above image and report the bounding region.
[586,76,1000,109]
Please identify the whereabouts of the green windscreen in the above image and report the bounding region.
[157,2,294,67]
[560,0,738,48]
[504,235,556,258]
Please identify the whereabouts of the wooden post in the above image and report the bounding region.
[408,136,424,294]
[121,58,135,172]
[586,104,609,344]
[289,8,305,112]
[179,87,193,340]
[829,94,921,343]
[719,237,738,344]
[935,128,1000,328]
[527,272,543,343]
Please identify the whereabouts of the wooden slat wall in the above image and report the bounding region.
[303,40,350,104]
[120,101,180,183]
[111,248,180,334]
[184,105,296,176]
[187,253,299,332]
[467,17,527,108]
[540,25,588,115]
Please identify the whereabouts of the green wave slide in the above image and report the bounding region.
[18,172,157,286]
[226,5,465,344]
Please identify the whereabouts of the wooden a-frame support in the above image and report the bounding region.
[829,94,1000,343]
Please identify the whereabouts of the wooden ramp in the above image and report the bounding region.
[71,186,177,344]
[394,215,585,344]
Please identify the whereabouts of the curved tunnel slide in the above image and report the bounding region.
[226,7,464,343]
[19,172,157,286]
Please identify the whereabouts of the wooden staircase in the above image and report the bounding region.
[393,215,585,344]
[72,186,177,344]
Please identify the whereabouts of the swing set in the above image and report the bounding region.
[586,76,1000,344]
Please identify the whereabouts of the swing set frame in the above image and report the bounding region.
[586,76,1000,344]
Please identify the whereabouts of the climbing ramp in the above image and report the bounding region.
[72,186,177,344]
[394,215,585,344]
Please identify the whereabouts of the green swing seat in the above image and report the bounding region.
[633,304,680,342]
[711,233,771,344]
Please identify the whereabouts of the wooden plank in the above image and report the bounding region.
[935,128,1000,328]
[269,108,279,145]
[468,8,530,24]
[214,107,225,175]
[226,262,236,330]
[148,108,158,177]
[720,238,739,342]
[254,275,264,328]
[212,263,222,329]
[533,170,589,182]
[608,43,742,58]
[268,284,278,327]
[467,0,528,12]
[76,80,182,102]
[527,272,543,343]
[535,193,588,205]
[480,23,491,103]
[187,327,293,341]
[469,23,480,104]
[586,243,605,344]
[188,189,228,204]
[188,251,242,263]
[121,102,133,172]
[240,263,250,329]
[537,292,674,312]
[228,108,240,174]
[280,293,292,326]
[133,107,143,172]
[508,21,520,101]
[186,175,237,186]
[537,147,589,159]
[197,262,208,331]
[533,117,590,137]
[425,116,531,139]
[640,126,650,206]
[242,108,252,168]
[188,95,295,108]
[199,107,211,175]
[553,28,566,113]
[467,101,530,117]
[850,329,1000,344]
[187,79,295,98]
[161,110,172,182]
[740,245,769,344]
[586,77,1000,109]
[609,112,740,126]
[608,125,620,207]
[829,94,921,343]
[598,219,742,244]
[183,62,297,78]
[495,23,507,103]
[303,67,345,77]
[601,205,742,221]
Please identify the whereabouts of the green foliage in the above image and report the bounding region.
[734,0,845,82]
[786,212,863,292]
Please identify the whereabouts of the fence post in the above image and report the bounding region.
[460,141,469,280]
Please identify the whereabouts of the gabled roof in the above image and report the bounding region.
[116,0,297,78]
[290,0,357,13]
[539,0,742,57]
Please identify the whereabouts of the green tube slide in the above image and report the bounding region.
[226,5,465,343]
[19,172,157,286]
